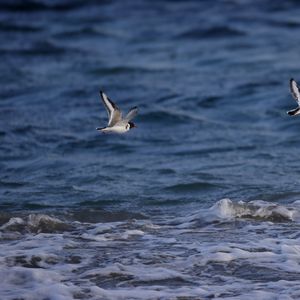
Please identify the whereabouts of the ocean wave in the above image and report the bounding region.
[169,198,300,230]
[164,182,221,193]
[0,0,86,12]
[0,22,42,33]
[53,27,114,39]
[0,180,26,188]
[211,198,299,222]
[269,19,300,28]
[0,40,69,56]
[177,26,246,39]
[0,214,71,234]
[181,199,300,226]
[89,64,174,76]
[197,95,223,108]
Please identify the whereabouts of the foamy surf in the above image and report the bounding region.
[1,199,300,299]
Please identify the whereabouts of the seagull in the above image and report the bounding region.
[288,78,300,116]
[96,91,138,133]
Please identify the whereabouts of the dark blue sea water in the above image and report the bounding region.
[1,0,300,299]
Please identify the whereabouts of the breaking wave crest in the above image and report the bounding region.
[0,214,71,234]
[211,198,300,222]
[174,198,300,229]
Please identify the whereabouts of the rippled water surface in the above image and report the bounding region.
[1,0,300,299]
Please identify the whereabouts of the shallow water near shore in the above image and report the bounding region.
[1,0,300,299]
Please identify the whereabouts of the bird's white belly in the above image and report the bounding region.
[101,126,128,134]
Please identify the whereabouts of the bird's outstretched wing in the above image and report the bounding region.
[100,91,122,127]
[287,107,300,116]
[124,106,138,122]
[290,78,300,105]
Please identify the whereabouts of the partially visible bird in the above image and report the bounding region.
[96,91,138,133]
[288,78,300,116]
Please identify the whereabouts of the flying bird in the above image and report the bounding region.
[96,91,138,133]
[288,78,300,116]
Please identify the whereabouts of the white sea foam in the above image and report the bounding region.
[0,230,80,300]
[0,266,76,300]
[83,263,190,283]
[1,200,300,299]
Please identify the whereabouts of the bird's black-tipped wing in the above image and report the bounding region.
[100,91,122,127]
[290,78,300,105]
[124,106,138,122]
[287,107,300,116]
